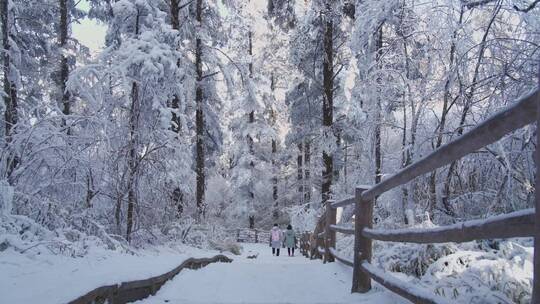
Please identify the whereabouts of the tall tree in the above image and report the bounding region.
[195,0,205,219]
[59,0,71,134]
[1,0,19,181]
[321,1,334,204]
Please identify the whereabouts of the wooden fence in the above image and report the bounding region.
[302,88,540,303]
[227,228,271,244]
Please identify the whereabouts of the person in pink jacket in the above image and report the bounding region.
[269,223,283,256]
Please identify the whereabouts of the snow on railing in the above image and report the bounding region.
[68,255,232,304]
[330,196,354,208]
[329,224,354,235]
[363,208,535,243]
[302,88,540,304]
[328,247,353,267]
[361,262,451,304]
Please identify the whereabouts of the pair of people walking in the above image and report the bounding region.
[269,224,296,256]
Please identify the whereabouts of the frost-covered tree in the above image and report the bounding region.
[288,0,351,208]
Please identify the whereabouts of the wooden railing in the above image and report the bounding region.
[226,228,271,244]
[68,254,232,304]
[304,88,540,304]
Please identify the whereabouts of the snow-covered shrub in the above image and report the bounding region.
[336,214,533,303]
[422,240,533,303]
[374,242,457,277]
[208,239,243,255]
[0,211,129,258]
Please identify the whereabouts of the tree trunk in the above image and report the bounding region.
[126,9,141,242]
[334,130,341,181]
[195,0,205,219]
[297,142,304,198]
[270,74,278,205]
[304,140,311,202]
[429,6,464,215]
[169,0,184,215]
[59,0,71,134]
[401,98,409,224]
[321,6,334,204]
[272,138,278,203]
[126,81,139,242]
[169,0,182,134]
[398,12,418,225]
[1,0,19,181]
[442,3,501,213]
[374,26,383,187]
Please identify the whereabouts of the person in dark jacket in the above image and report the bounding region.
[283,224,297,256]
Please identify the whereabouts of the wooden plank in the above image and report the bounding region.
[328,247,353,267]
[325,201,337,263]
[352,186,372,293]
[362,89,539,202]
[330,196,355,208]
[363,208,534,243]
[329,224,355,234]
[361,262,450,304]
[311,215,326,260]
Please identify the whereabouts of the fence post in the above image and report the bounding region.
[236,229,240,242]
[533,68,540,303]
[255,229,258,243]
[352,186,373,293]
[324,200,336,263]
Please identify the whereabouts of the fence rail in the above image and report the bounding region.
[226,228,270,244]
[329,224,354,234]
[68,255,232,304]
[363,208,535,243]
[301,88,540,303]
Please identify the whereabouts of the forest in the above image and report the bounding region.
[0,0,539,303]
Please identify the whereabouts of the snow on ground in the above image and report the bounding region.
[133,243,406,304]
[0,244,225,304]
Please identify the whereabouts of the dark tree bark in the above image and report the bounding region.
[270,74,278,205]
[1,0,19,181]
[297,142,304,197]
[169,0,182,134]
[169,0,184,216]
[334,131,341,181]
[59,0,71,134]
[247,29,256,226]
[304,140,311,202]
[195,0,205,219]
[401,98,409,224]
[272,137,278,203]
[86,170,97,208]
[374,26,383,187]
[321,5,334,204]
[126,9,141,242]
[126,81,139,242]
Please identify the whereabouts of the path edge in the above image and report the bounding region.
[67,254,233,304]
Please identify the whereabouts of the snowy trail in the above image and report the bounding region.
[134,244,405,304]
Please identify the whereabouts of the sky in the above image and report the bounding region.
[72,0,106,53]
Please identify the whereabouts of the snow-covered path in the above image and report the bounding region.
[134,243,405,304]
